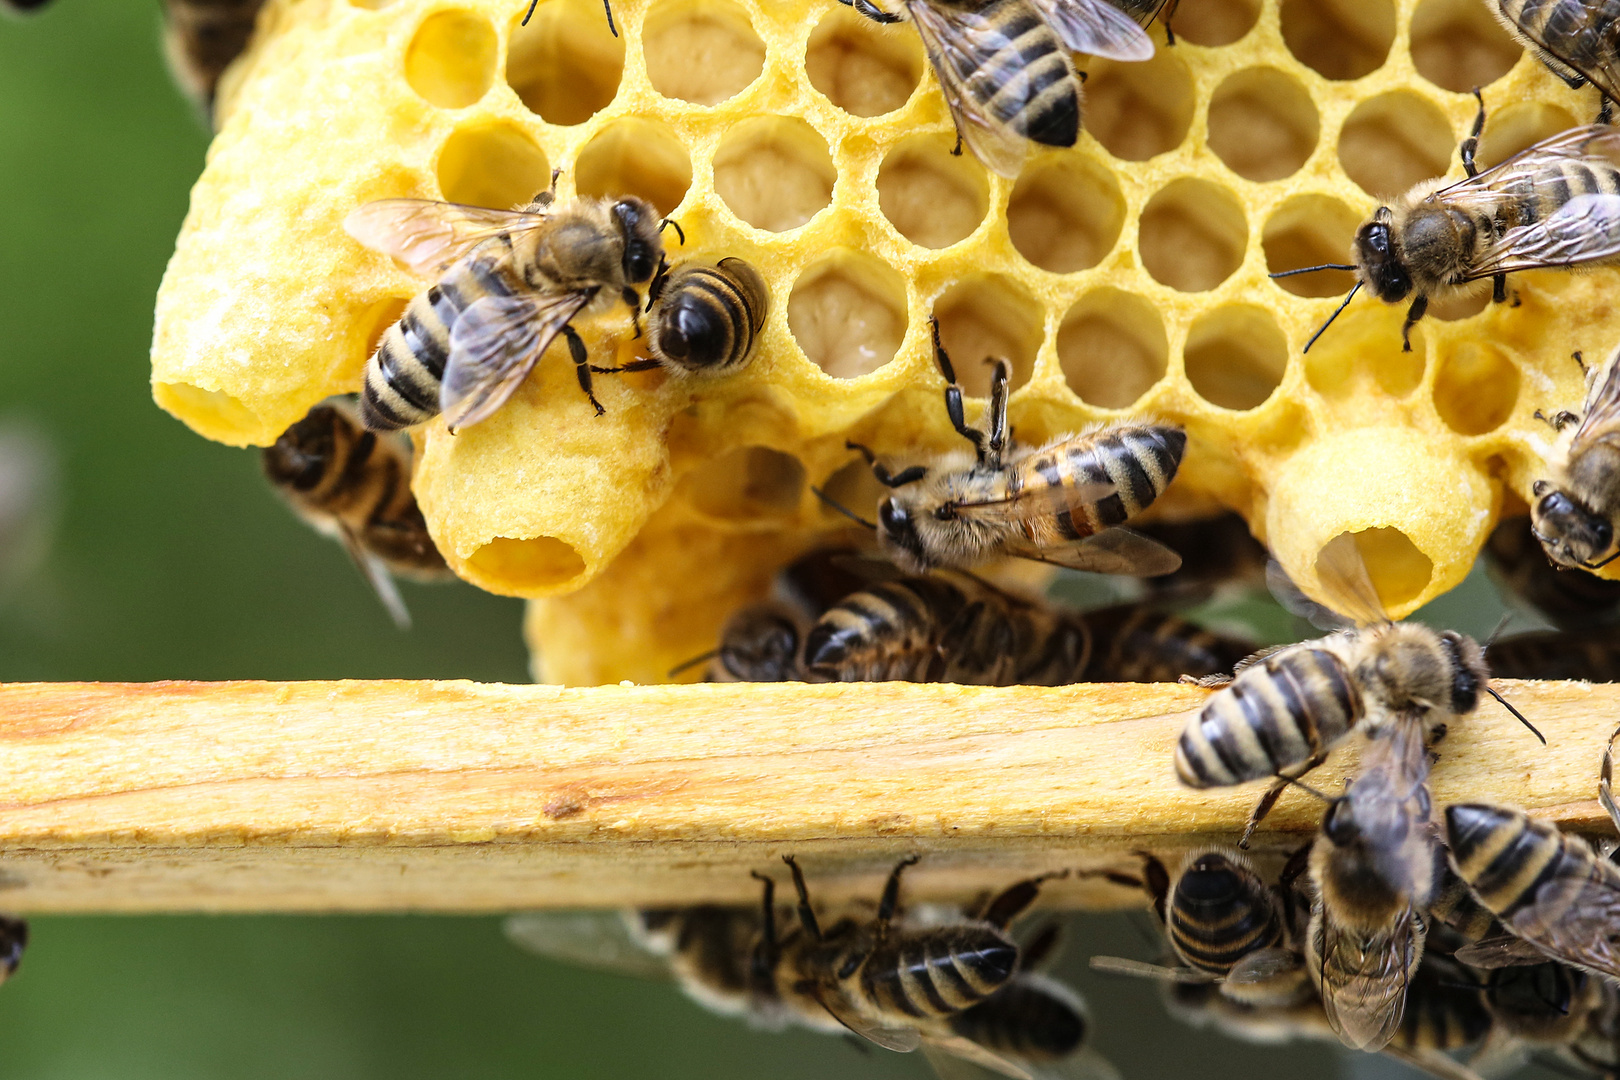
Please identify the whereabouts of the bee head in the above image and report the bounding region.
[263,404,347,492]
[875,497,930,573]
[718,607,801,681]
[1438,630,1487,715]
[611,198,662,285]
[652,288,725,371]
[1532,482,1614,568]
[1355,209,1412,303]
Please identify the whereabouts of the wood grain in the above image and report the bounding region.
[0,679,1604,913]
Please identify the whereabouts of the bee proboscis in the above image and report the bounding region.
[343,172,671,432]
[261,400,451,628]
[842,318,1185,578]
[1274,94,1620,352]
[836,0,1154,177]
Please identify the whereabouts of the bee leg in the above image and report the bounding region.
[872,854,921,941]
[589,359,661,375]
[984,359,1010,466]
[599,0,617,37]
[1019,921,1062,968]
[977,867,1068,929]
[1239,753,1328,850]
[749,870,780,993]
[1575,349,1588,375]
[841,0,902,23]
[1493,274,1508,304]
[929,317,990,460]
[621,286,644,338]
[562,325,605,416]
[1461,87,1486,178]
[845,441,928,487]
[1401,296,1427,352]
[951,130,963,157]
[782,855,824,940]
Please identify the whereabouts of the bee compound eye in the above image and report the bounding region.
[878,498,907,535]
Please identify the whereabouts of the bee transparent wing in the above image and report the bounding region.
[1088,955,1218,983]
[441,290,595,431]
[1571,350,1620,458]
[1468,192,1620,278]
[502,911,674,981]
[952,476,1121,524]
[1225,946,1306,986]
[1506,870,1620,981]
[1451,932,1556,969]
[336,523,411,630]
[342,199,548,277]
[1311,531,1390,626]
[806,984,925,1053]
[905,0,1036,178]
[1318,913,1416,1051]
[1005,527,1182,576]
[1435,125,1620,203]
[922,1038,1035,1080]
[1029,0,1154,60]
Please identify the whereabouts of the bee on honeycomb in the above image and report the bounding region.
[147,0,1620,683]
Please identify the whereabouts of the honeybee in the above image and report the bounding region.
[1533,345,1620,571]
[162,0,266,119]
[1488,0,1620,114]
[836,0,1154,178]
[1082,604,1257,683]
[506,858,1115,1079]
[1134,512,1270,600]
[1306,714,1439,1051]
[1173,533,1540,843]
[1273,95,1620,353]
[644,258,769,376]
[1088,848,1312,1008]
[1485,625,1620,681]
[1563,979,1620,1078]
[840,318,1185,578]
[262,400,451,629]
[343,172,670,432]
[1486,515,1620,629]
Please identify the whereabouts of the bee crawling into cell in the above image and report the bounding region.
[1531,345,1620,573]
[588,256,769,382]
[834,0,1154,177]
[1487,0,1620,121]
[1172,533,1543,848]
[262,399,452,629]
[1273,89,1620,353]
[820,317,1186,579]
[342,169,679,433]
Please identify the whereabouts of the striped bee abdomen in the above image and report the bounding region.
[1444,803,1589,920]
[1084,605,1255,683]
[947,976,1086,1061]
[978,0,1079,147]
[649,258,768,374]
[1175,645,1363,788]
[1030,424,1186,539]
[1009,611,1090,685]
[1167,854,1284,974]
[803,576,970,681]
[857,927,1018,1018]
[1394,955,1492,1054]
[1493,0,1620,97]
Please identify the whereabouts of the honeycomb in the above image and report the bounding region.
[149,0,1620,683]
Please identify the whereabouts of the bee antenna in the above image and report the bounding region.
[1484,613,1513,649]
[1584,548,1620,570]
[659,218,686,245]
[667,649,719,677]
[520,0,539,24]
[1486,684,1546,744]
[809,486,877,531]
[1277,774,1333,803]
[1269,263,1357,277]
[1302,281,1362,354]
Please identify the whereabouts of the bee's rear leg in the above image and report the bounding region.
[1401,296,1427,352]
[1238,752,1328,850]
[564,325,605,416]
[621,286,644,338]
[1460,87,1486,177]
[977,867,1069,930]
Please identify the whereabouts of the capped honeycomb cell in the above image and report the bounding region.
[150,0,1620,684]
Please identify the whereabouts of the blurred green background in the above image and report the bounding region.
[0,3,1555,1078]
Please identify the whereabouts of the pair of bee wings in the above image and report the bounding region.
[1315,907,1422,1052]
[1266,531,1391,631]
[904,0,1153,178]
[1436,125,1620,281]
[1568,342,1620,470]
[335,524,413,630]
[344,199,595,431]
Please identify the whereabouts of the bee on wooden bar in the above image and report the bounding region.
[1532,346,1620,572]
[1306,714,1439,1051]
[162,0,267,118]
[1485,515,1620,630]
[1173,533,1540,844]
[1089,848,1312,1008]
[840,318,1185,578]
[262,400,451,629]
[1487,0,1620,114]
[1485,625,1620,681]
[1082,604,1257,683]
[343,171,671,432]
[1273,93,1620,353]
[836,0,1154,178]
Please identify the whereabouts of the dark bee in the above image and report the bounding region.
[1274,94,1620,352]
[1533,346,1620,571]
[837,0,1153,177]
[344,173,668,432]
[1081,604,1256,683]
[1485,625,1620,681]
[644,258,768,376]
[1488,0,1620,113]
[262,400,451,629]
[162,0,267,120]
[1485,515,1620,630]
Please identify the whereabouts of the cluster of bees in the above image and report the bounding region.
[16,0,1620,1074]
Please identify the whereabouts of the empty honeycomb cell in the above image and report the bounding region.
[1173,0,1261,46]
[1083,50,1195,162]
[685,446,807,519]
[507,0,623,125]
[643,0,765,106]
[403,10,497,109]
[1281,0,1396,80]
[436,123,552,209]
[713,116,835,232]
[1183,305,1288,411]
[877,135,988,250]
[787,249,908,380]
[1339,528,1433,611]
[1006,155,1123,273]
[1303,307,1425,398]
[466,536,586,591]
[1207,68,1318,183]
[805,6,923,117]
[1263,195,1359,299]
[1338,91,1454,200]
[1428,290,1490,321]
[933,276,1043,397]
[1409,0,1522,93]
[817,459,887,526]
[1435,343,1519,434]
[1139,179,1248,293]
[1057,289,1167,409]
[574,118,693,217]
[1478,102,1579,168]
